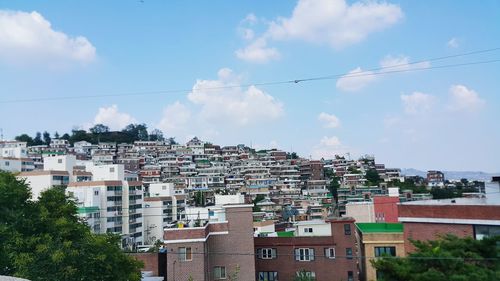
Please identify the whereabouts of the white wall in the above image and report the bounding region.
[149,183,176,197]
[21,174,53,200]
[90,164,125,181]
[143,200,164,245]
[296,222,332,237]
[0,158,22,172]
[215,194,245,206]
[43,155,76,172]
[0,142,27,158]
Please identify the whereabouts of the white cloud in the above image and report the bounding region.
[320,136,341,147]
[318,112,341,128]
[236,0,403,62]
[157,101,191,134]
[311,136,352,159]
[187,68,284,125]
[0,10,96,65]
[235,38,280,63]
[447,85,485,112]
[336,67,376,92]
[401,92,436,115]
[379,55,430,72]
[268,0,403,47]
[447,37,459,48]
[336,55,430,92]
[92,105,136,131]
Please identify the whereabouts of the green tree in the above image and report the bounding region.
[372,235,500,281]
[149,129,164,141]
[69,129,92,144]
[54,132,60,139]
[42,131,51,145]
[252,194,266,212]
[15,134,34,146]
[89,124,110,134]
[328,176,341,200]
[60,133,71,141]
[365,169,382,186]
[33,132,44,145]
[122,124,149,142]
[348,166,361,174]
[0,171,143,281]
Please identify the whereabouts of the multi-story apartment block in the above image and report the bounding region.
[163,204,255,281]
[254,217,358,281]
[67,180,144,247]
[426,170,445,186]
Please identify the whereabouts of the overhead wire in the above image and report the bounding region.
[1,47,500,104]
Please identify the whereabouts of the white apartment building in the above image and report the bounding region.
[43,154,77,171]
[67,180,144,247]
[17,170,70,199]
[0,141,28,158]
[143,182,186,246]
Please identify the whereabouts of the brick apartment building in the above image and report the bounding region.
[163,204,255,281]
[398,198,500,253]
[254,217,358,281]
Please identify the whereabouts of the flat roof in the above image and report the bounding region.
[399,197,500,206]
[356,223,403,233]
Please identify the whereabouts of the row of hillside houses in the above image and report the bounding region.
[132,187,500,281]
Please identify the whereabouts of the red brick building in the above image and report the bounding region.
[373,196,399,223]
[398,198,500,253]
[163,204,255,281]
[254,217,358,281]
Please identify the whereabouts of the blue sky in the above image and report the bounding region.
[1,0,499,172]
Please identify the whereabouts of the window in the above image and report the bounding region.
[94,190,99,196]
[5,161,9,166]
[294,248,315,261]
[304,227,313,233]
[344,224,351,235]
[346,248,353,259]
[58,159,62,163]
[375,246,396,257]
[214,266,226,279]
[109,167,115,173]
[347,271,353,281]
[178,247,192,261]
[324,248,335,259]
[258,271,278,281]
[296,271,316,279]
[258,248,277,259]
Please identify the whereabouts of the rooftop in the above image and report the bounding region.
[356,223,403,233]
[399,197,500,206]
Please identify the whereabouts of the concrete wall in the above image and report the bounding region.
[346,202,375,223]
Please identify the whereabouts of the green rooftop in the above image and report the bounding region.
[356,223,403,233]
[77,206,99,214]
[276,231,295,237]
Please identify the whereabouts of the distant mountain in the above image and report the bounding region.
[401,168,499,181]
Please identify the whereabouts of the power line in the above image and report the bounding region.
[1,47,499,104]
[160,250,500,261]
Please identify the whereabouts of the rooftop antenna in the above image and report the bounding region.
[0,128,3,141]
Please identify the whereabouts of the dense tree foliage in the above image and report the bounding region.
[365,169,382,186]
[0,171,143,281]
[14,134,34,146]
[373,235,500,281]
[14,124,172,146]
